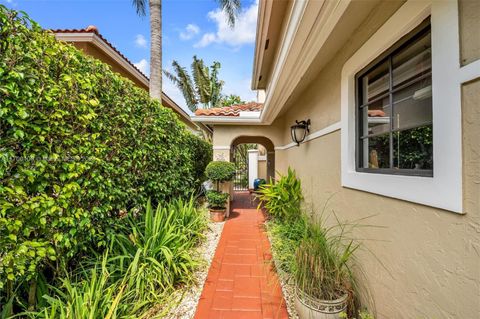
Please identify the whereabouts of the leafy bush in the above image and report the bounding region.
[206,191,229,210]
[187,136,212,190]
[257,167,303,221]
[0,6,209,305]
[205,161,236,184]
[267,217,308,275]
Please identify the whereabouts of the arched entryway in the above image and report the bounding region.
[230,136,275,191]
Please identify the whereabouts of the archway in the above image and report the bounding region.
[230,136,275,191]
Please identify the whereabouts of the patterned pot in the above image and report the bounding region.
[294,286,348,319]
[209,208,226,222]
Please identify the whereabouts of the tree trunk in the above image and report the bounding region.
[28,278,37,310]
[149,0,162,102]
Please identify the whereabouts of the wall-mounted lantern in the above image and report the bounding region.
[290,119,311,146]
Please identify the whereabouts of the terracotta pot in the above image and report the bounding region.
[294,286,348,319]
[209,208,226,222]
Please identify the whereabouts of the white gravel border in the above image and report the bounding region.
[163,219,224,319]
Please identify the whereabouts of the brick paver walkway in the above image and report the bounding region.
[194,192,289,319]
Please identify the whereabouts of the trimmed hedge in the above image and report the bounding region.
[0,7,211,292]
[205,161,236,183]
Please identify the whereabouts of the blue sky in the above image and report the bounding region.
[1,0,259,112]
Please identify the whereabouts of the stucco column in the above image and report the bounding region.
[248,149,259,189]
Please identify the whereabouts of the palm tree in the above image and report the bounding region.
[132,0,241,104]
[164,56,225,112]
[132,0,162,102]
[221,94,244,106]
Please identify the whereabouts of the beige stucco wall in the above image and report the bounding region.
[211,122,285,161]
[459,0,480,65]
[209,2,480,318]
[258,159,267,181]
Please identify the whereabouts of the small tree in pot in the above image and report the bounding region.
[205,161,236,221]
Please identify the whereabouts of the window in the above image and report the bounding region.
[341,0,468,213]
[355,19,432,176]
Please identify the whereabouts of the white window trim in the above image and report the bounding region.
[341,0,467,213]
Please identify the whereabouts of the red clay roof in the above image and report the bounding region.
[194,102,263,117]
[49,27,148,80]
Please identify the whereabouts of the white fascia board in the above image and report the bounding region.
[239,111,261,118]
[191,116,264,125]
[259,0,309,124]
[251,0,272,89]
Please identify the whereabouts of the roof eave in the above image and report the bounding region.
[54,32,149,88]
[191,116,264,125]
[251,0,271,90]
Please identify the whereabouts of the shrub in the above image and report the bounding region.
[187,136,212,191]
[0,6,208,302]
[267,217,309,275]
[257,167,303,221]
[206,191,229,210]
[205,161,236,185]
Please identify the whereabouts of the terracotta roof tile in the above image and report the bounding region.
[49,27,148,80]
[194,102,263,117]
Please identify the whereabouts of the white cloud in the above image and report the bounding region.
[195,33,217,48]
[134,58,150,76]
[194,0,258,48]
[134,34,147,48]
[180,24,200,40]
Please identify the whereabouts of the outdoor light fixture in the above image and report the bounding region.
[290,119,311,146]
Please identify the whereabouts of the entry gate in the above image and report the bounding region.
[232,144,252,191]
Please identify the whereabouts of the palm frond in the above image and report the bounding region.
[169,60,198,111]
[131,0,147,16]
[209,61,224,107]
[216,0,241,27]
[191,56,211,106]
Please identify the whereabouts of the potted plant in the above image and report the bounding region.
[206,190,229,222]
[293,219,358,319]
[205,161,236,221]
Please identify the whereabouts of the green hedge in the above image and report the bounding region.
[0,7,211,293]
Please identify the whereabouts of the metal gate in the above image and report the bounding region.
[232,144,250,191]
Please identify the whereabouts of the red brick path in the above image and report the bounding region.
[194,192,289,319]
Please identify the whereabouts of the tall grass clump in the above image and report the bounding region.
[21,198,207,319]
[294,215,359,301]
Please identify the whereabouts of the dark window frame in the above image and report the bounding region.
[355,18,433,177]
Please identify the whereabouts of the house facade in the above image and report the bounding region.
[193,0,480,317]
[53,27,212,140]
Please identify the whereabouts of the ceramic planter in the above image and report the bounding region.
[294,286,348,319]
[209,208,226,222]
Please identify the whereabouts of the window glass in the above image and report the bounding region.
[356,20,432,176]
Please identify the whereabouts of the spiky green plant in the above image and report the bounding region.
[22,198,207,319]
[257,168,303,221]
